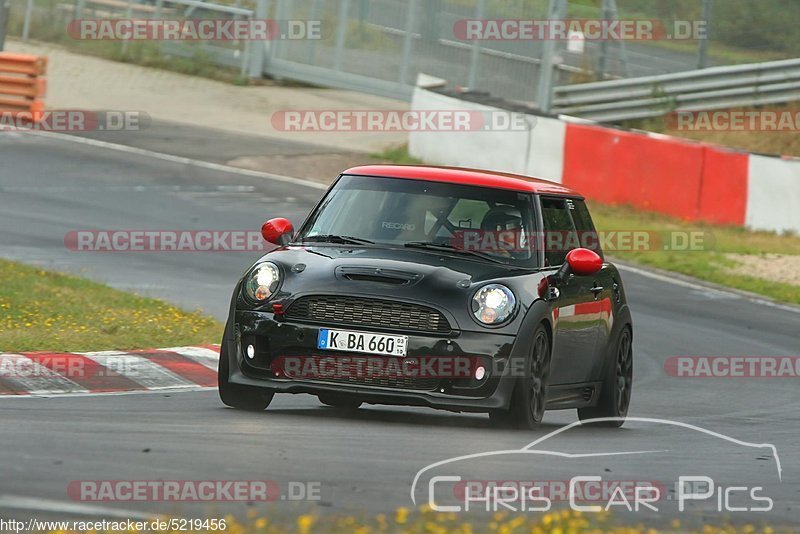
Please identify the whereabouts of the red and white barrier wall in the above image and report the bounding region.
[0,346,219,396]
[410,87,800,234]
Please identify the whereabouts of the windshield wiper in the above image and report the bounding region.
[297,234,375,245]
[404,241,507,265]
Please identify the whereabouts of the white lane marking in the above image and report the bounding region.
[0,354,89,395]
[0,385,215,399]
[79,351,195,389]
[0,494,155,519]
[616,263,800,314]
[6,128,328,191]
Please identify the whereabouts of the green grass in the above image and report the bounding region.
[372,144,424,164]
[623,102,800,158]
[0,259,223,352]
[590,203,800,305]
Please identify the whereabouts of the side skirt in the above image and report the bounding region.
[545,381,602,410]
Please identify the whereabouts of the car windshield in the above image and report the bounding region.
[295,175,537,267]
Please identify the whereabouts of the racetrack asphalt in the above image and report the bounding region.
[1,127,798,528]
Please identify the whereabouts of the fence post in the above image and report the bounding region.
[22,0,34,41]
[241,35,251,78]
[0,0,8,51]
[121,0,133,55]
[307,0,321,64]
[74,0,86,21]
[333,0,350,72]
[248,0,269,78]
[399,0,418,85]
[272,0,288,61]
[467,0,485,89]
[697,0,713,69]
[535,0,564,113]
[598,0,611,78]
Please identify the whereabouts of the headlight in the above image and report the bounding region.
[244,262,281,302]
[472,284,516,325]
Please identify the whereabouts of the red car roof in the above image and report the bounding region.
[342,165,580,196]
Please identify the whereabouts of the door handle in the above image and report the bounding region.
[589,285,604,294]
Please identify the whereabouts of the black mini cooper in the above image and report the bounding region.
[218,165,633,429]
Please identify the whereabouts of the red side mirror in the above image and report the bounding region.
[565,248,603,276]
[261,218,294,246]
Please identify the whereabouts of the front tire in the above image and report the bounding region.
[490,324,551,430]
[218,339,273,411]
[578,326,632,427]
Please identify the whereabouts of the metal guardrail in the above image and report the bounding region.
[552,58,800,122]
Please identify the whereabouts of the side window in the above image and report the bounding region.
[540,196,578,267]
[570,199,604,258]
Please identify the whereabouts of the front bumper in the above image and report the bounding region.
[225,310,520,412]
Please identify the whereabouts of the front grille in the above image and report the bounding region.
[278,353,440,391]
[285,296,451,333]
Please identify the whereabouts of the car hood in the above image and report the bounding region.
[265,245,532,295]
[251,245,536,320]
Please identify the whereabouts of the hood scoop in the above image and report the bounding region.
[335,266,422,286]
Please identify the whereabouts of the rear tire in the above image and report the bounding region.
[319,394,362,410]
[489,324,551,430]
[218,339,273,411]
[578,326,632,427]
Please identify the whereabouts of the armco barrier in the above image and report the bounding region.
[0,53,47,118]
[409,85,800,235]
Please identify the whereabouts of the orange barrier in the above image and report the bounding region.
[0,53,47,118]
[562,122,706,219]
[696,146,748,226]
[562,122,751,225]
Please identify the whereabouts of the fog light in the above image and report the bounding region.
[246,344,255,359]
[475,366,486,381]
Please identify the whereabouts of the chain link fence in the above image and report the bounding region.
[3,0,799,106]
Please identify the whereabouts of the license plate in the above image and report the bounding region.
[317,328,407,357]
